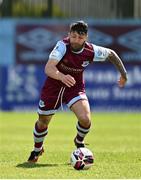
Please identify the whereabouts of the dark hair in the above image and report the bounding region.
[70,20,88,35]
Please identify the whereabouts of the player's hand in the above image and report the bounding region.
[118,76,127,88]
[60,74,76,87]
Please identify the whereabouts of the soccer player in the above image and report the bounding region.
[28,21,127,163]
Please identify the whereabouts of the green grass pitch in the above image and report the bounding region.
[0,111,141,179]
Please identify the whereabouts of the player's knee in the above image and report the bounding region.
[78,113,91,128]
[38,114,51,128]
[37,119,47,129]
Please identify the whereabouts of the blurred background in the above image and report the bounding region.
[0,0,141,112]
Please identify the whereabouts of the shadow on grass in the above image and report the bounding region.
[16,162,70,169]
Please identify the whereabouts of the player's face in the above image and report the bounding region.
[69,31,87,52]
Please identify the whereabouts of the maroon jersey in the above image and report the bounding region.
[57,37,94,82]
[45,37,94,87]
[38,37,110,115]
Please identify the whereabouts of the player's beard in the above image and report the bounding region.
[70,42,85,52]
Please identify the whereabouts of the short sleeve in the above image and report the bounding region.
[49,41,66,61]
[92,44,110,62]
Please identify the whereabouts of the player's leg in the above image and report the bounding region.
[70,99,91,148]
[28,88,61,162]
[28,82,64,162]
[28,114,53,163]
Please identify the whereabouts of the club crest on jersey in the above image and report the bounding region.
[82,61,89,67]
[39,100,45,108]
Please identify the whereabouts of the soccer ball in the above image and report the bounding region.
[70,147,94,170]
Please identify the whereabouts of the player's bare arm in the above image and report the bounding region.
[45,59,76,87]
[108,50,128,88]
